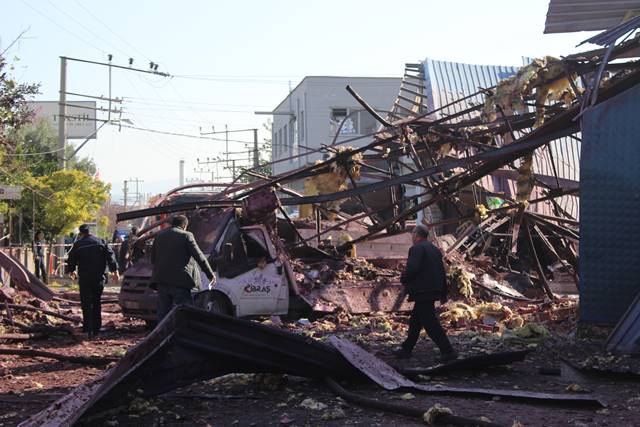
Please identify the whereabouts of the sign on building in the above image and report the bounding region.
[27,101,97,139]
[0,185,23,200]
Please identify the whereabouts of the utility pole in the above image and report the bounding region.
[127,178,143,207]
[198,126,261,181]
[179,159,185,186]
[253,128,259,168]
[123,180,128,211]
[56,57,67,264]
[225,124,229,168]
[58,57,67,170]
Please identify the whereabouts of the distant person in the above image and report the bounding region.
[119,226,144,273]
[111,228,120,244]
[65,232,76,245]
[32,230,48,284]
[150,215,215,321]
[392,225,457,362]
[66,224,119,337]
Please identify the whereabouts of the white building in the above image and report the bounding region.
[270,76,401,178]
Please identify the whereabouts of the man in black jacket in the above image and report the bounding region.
[66,224,119,337]
[151,215,216,321]
[394,225,457,362]
[33,230,47,283]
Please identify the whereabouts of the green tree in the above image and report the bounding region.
[0,55,39,147]
[6,119,97,177]
[23,169,110,237]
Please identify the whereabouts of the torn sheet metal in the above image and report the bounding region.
[580,15,640,47]
[301,281,413,314]
[0,250,54,301]
[606,290,640,354]
[399,350,530,377]
[21,306,362,427]
[328,336,605,407]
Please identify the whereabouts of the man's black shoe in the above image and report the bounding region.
[439,350,458,363]
[391,347,413,359]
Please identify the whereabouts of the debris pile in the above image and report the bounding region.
[0,251,80,344]
[0,291,79,342]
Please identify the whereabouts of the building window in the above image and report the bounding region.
[358,111,378,134]
[330,108,358,135]
[278,129,283,157]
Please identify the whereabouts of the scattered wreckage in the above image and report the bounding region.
[111,28,640,321]
[117,184,413,322]
[9,21,640,426]
[19,306,605,427]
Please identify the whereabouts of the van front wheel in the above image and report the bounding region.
[195,291,232,316]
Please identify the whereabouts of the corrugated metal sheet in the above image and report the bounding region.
[580,14,640,45]
[544,0,640,34]
[423,59,519,122]
[580,82,640,325]
[422,58,581,219]
[606,290,640,354]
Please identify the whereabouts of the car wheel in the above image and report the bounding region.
[198,291,231,316]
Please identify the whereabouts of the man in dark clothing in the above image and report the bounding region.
[394,225,457,362]
[33,230,48,284]
[119,226,144,273]
[66,224,119,336]
[151,215,216,321]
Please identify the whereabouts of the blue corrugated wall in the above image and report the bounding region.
[580,83,640,324]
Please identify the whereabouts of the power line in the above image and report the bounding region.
[73,0,153,62]
[0,166,54,201]
[171,75,292,85]
[45,0,130,59]
[122,102,259,114]
[174,74,303,78]
[63,56,170,77]
[122,96,271,108]
[19,0,107,54]
[3,147,65,157]
[0,27,31,56]
[109,122,256,143]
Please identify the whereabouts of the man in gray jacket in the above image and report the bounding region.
[151,215,216,321]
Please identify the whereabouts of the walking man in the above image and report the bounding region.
[393,225,457,362]
[33,230,48,284]
[66,224,119,337]
[151,215,215,321]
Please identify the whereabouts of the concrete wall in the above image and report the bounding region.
[271,76,401,179]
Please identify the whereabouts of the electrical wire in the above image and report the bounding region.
[122,96,271,108]
[44,0,130,59]
[120,111,190,160]
[73,0,153,62]
[138,73,209,135]
[0,27,31,56]
[3,147,65,157]
[122,103,258,114]
[19,0,107,55]
[0,167,54,201]
[107,122,254,143]
[171,75,292,85]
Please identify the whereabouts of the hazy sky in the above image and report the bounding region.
[2,0,595,202]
